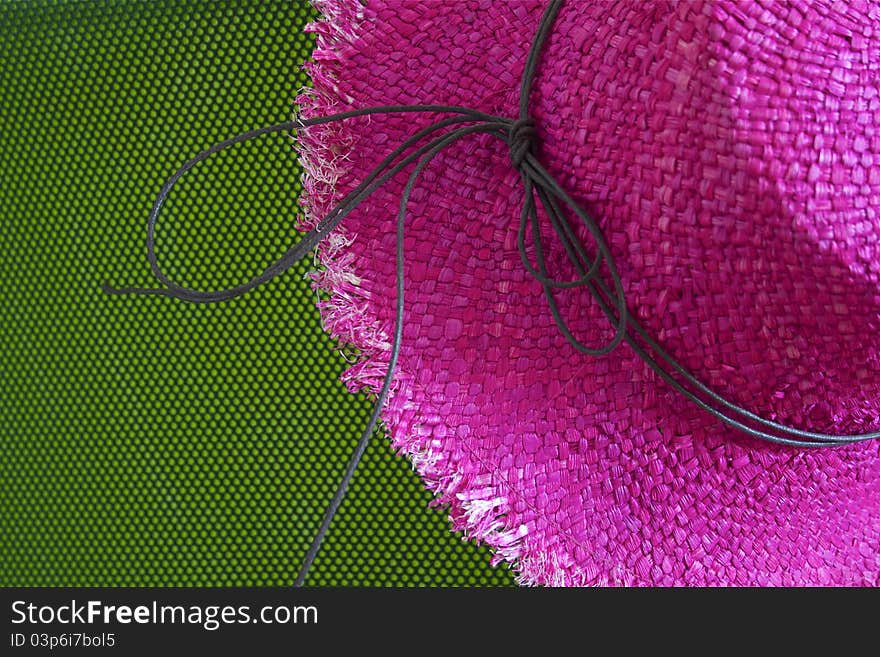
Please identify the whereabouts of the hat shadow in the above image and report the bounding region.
[694,180,880,435]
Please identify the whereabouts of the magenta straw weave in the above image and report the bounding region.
[297,0,880,586]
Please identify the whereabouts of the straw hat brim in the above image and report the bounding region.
[298,0,880,585]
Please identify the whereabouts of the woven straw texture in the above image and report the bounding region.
[301,0,880,585]
[0,0,512,587]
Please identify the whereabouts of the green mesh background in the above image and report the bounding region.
[0,0,513,587]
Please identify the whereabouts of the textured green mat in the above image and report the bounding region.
[0,0,513,587]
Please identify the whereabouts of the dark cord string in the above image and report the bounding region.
[103,0,880,585]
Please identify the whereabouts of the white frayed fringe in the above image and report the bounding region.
[295,0,587,587]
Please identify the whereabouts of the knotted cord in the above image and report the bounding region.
[104,0,880,585]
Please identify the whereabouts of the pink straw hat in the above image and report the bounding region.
[293,0,880,586]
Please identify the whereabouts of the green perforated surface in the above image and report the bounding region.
[0,0,513,587]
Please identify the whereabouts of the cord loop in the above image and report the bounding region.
[103,0,880,585]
